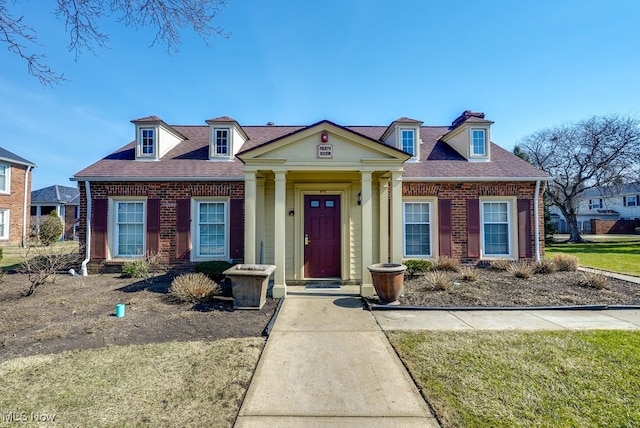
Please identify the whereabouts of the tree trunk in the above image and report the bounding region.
[558,204,586,243]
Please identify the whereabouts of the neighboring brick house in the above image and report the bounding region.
[31,185,80,240]
[72,111,550,297]
[0,147,36,246]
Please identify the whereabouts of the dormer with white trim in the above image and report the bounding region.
[441,110,494,162]
[380,117,423,161]
[205,116,249,160]
[131,116,186,161]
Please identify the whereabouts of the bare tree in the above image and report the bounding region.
[519,115,640,242]
[18,245,82,296]
[1,0,228,86]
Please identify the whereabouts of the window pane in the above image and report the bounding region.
[0,165,6,190]
[116,202,144,256]
[198,202,226,256]
[401,130,414,155]
[472,129,485,156]
[483,202,509,255]
[215,129,229,155]
[404,202,430,256]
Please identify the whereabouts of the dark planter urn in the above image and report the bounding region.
[368,263,407,305]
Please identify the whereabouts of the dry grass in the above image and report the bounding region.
[580,271,609,289]
[169,273,220,303]
[533,258,556,274]
[553,254,579,271]
[0,339,265,427]
[433,257,460,272]
[489,259,512,271]
[460,267,479,282]
[425,270,451,290]
[507,262,534,279]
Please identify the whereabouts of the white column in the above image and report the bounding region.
[379,177,390,263]
[272,171,287,298]
[244,171,257,264]
[390,171,403,264]
[360,171,374,297]
[256,176,266,264]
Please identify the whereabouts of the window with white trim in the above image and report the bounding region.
[213,128,230,157]
[482,201,510,256]
[139,128,156,157]
[401,129,415,157]
[623,195,638,207]
[471,129,487,157]
[589,198,603,210]
[196,201,228,257]
[115,201,145,257]
[403,202,431,257]
[0,164,10,193]
[0,209,8,240]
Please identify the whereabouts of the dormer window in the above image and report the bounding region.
[471,129,487,157]
[401,129,416,156]
[140,128,156,156]
[213,128,230,157]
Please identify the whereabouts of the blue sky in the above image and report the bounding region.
[2,0,640,190]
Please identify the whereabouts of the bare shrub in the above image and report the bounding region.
[534,258,556,274]
[580,271,609,289]
[169,273,221,303]
[490,259,512,271]
[460,267,479,282]
[507,262,534,279]
[121,250,164,282]
[553,254,579,271]
[425,270,452,291]
[19,245,82,296]
[433,257,460,272]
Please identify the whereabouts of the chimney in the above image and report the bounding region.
[451,110,485,128]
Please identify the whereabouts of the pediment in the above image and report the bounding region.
[236,121,410,167]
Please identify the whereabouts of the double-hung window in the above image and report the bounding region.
[214,128,230,157]
[471,129,486,157]
[0,164,10,193]
[401,129,415,157]
[482,201,510,256]
[623,195,638,207]
[115,201,145,257]
[0,209,8,240]
[403,202,431,257]
[197,201,227,257]
[589,198,603,210]
[139,128,156,157]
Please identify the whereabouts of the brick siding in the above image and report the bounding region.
[0,165,32,245]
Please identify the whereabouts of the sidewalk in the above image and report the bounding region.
[235,295,439,427]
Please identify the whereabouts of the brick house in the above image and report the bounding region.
[31,184,80,240]
[0,147,36,246]
[72,111,550,297]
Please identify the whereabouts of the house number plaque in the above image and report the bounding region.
[317,144,333,159]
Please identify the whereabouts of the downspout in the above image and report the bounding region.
[22,165,32,248]
[534,180,542,262]
[80,181,92,276]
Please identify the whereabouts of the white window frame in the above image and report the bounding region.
[400,128,416,157]
[212,128,231,158]
[470,128,487,157]
[192,198,229,260]
[589,198,603,210]
[0,209,9,240]
[623,195,638,207]
[111,199,146,258]
[481,199,514,258]
[0,163,11,194]
[402,201,433,258]
[137,127,157,159]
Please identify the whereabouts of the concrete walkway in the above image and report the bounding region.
[235,294,439,427]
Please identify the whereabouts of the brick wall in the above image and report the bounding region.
[403,181,544,262]
[590,219,640,234]
[0,164,32,245]
[78,181,245,272]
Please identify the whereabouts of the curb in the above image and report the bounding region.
[364,299,640,312]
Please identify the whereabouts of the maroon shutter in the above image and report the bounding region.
[175,199,191,259]
[467,199,481,258]
[146,199,161,254]
[91,199,108,259]
[229,199,244,261]
[438,199,452,257]
[518,199,532,258]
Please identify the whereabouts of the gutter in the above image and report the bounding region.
[22,165,32,247]
[80,181,91,276]
[534,180,542,262]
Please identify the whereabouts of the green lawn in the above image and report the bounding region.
[0,241,80,270]
[390,330,640,428]
[546,237,640,276]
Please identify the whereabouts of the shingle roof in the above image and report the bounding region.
[72,118,549,181]
[31,185,80,205]
[0,147,36,167]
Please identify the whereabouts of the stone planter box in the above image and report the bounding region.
[368,263,407,305]
[223,264,276,309]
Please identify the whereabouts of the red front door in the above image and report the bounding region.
[304,195,341,278]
